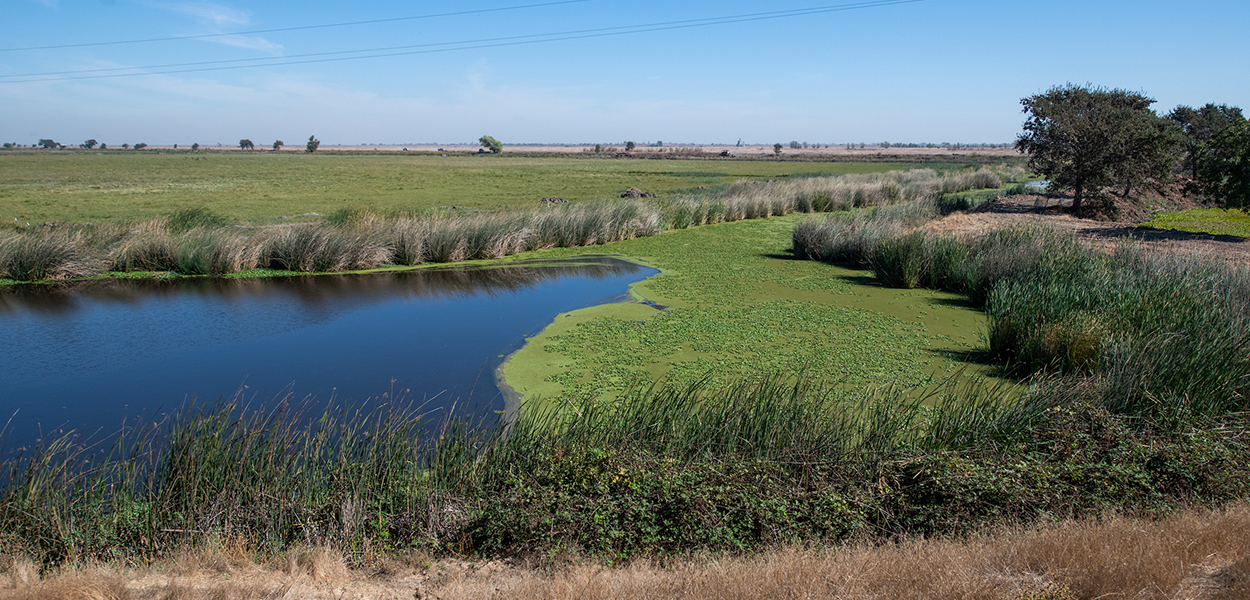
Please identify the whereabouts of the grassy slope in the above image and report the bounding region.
[500,214,991,409]
[0,152,921,224]
[1141,207,1250,237]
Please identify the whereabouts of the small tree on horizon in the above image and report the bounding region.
[239,139,254,150]
[774,143,783,155]
[82,139,98,149]
[306,135,320,153]
[625,141,636,152]
[273,140,284,151]
[479,135,502,154]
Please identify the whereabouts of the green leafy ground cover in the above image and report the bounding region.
[0,153,922,225]
[1140,208,1250,237]
[500,214,990,409]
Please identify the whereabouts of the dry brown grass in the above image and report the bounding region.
[4,505,1248,600]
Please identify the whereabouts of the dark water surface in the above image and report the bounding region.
[0,257,654,449]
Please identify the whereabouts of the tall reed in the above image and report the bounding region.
[0,374,1048,565]
[0,229,105,281]
[259,226,393,272]
[109,220,177,272]
[794,219,1250,423]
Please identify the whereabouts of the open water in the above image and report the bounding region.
[0,256,654,450]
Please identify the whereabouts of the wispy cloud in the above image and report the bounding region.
[161,1,251,26]
[144,1,283,53]
[210,35,283,53]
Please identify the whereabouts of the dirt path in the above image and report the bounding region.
[924,193,1250,262]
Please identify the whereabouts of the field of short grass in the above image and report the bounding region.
[0,152,933,225]
[1140,207,1250,237]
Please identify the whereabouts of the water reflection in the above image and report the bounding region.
[0,256,654,450]
[0,257,646,314]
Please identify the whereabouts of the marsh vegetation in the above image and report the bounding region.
[793,218,1250,424]
[4,368,1248,569]
[1,166,1023,283]
[3,152,1248,600]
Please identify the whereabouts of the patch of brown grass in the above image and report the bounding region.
[4,504,1248,599]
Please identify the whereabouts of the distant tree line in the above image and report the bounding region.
[19,136,312,153]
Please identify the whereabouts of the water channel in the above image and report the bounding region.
[0,256,656,451]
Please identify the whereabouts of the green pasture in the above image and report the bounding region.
[0,152,930,225]
[1140,208,1250,238]
[500,214,990,409]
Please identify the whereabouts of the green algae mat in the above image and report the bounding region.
[500,214,990,409]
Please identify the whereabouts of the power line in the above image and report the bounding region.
[3,1,921,80]
[0,0,926,84]
[0,0,596,53]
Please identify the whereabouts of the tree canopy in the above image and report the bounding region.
[1015,84,1180,213]
[479,135,503,154]
[1169,104,1245,179]
[1196,120,1250,211]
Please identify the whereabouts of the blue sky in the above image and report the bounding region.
[2,0,1247,146]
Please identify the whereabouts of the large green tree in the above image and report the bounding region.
[1015,84,1180,213]
[1168,103,1244,179]
[1196,120,1250,211]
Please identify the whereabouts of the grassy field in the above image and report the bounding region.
[499,214,990,408]
[4,156,1250,584]
[1141,207,1250,237]
[0,166,1021,283]
[0,152,941,225]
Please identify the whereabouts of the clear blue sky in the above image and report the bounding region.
[2,0,1247,146]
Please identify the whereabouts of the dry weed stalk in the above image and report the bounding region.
[4,505,1247,600]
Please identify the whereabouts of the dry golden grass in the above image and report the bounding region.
[3,504,1248,599]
